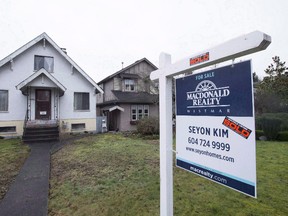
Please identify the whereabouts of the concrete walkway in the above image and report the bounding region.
[0,142,56,216]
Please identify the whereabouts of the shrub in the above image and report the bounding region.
[137,117,159,136]
[255,130,265,140]
[256,113,288,131]
[260,117,281,140]
[278,131,288,141]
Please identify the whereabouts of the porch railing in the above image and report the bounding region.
[23,109,29,133]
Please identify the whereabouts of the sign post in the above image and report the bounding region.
[150,31,271,216]
[158,54,173,216]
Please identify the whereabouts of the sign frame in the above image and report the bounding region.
[150,31,271,216]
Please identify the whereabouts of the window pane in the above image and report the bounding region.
[132,114,137,120]
[130,84,135,91]
[34,56,44,71]
[44,57,54,72]
[37,90,50,101]
[131,105,137,121]
[74,93,89,110]
[138,105,143,119]
[0,90,8,111]
[144,105,149,117]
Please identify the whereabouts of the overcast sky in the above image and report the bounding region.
[1,0,287,82]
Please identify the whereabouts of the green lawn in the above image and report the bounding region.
[0,138,30,200]
[49,134,288,216]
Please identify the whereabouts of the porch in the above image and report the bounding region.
[25,120,58,128]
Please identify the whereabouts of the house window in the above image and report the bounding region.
[71,123,85,130]
[144,105,149,117]
[131,105,149,121]
[0,126,16,133]
[124,79,136,91]
[74,92,90,111]
[0,90,8,112]
[34,55,54,72]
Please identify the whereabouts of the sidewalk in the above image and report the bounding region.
[0,142,56,216]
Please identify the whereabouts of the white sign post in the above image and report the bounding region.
[150,31,271,216]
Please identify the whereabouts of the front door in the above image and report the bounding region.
[108,110,119,131]
[35,89,51,120]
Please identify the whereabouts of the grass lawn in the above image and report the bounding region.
[49,133,288,216]
[0,138,30,200]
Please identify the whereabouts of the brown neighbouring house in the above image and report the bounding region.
[96,58,159,131]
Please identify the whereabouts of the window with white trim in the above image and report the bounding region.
[124,79,136,91]
[74,92,90,111]
[131,105,149,121]
[34,55,54,72]
[0,90,8,112]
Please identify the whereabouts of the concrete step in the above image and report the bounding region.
[23,126,59,143]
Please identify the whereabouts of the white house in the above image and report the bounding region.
[0,32,103,139]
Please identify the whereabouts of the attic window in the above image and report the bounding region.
[34,55,54,72]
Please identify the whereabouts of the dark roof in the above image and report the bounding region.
[98,58,158,84]
[99,91,158,106]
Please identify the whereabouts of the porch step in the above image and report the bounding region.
[23,126,59,143]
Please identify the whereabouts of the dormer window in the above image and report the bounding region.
[34,55,54,72]
[124,79,136,92]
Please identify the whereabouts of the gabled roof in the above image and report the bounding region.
[16,68,66,96]
[0,32,103,94]
[98,58,158,84]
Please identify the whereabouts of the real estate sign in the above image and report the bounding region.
[176,60,257,197]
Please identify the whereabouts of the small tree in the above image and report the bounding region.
[257,56,288,112]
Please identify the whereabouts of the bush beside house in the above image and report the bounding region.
[256,113,288,141]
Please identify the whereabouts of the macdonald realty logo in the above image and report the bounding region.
[187,80,230,109]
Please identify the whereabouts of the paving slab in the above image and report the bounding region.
[0,142,56,216]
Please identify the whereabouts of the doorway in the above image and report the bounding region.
[35,89,51,120]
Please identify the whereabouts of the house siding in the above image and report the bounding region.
[104,79,116,102]
[113,77,121,91]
